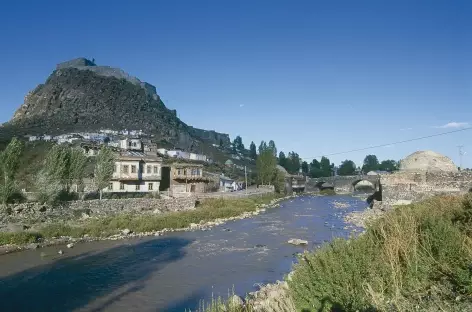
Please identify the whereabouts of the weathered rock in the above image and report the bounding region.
[66,243,74,248]
[58,250,64,255]
[122,229,132,235]
[288,239,308,246]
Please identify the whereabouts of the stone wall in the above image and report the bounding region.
[1,197,196,231]
[379,171,472,208]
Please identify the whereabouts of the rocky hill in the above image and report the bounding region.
[5,58,230,149]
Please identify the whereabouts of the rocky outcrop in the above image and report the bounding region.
[6,58,230,148]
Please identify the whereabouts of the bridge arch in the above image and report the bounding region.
[352,179,376,192]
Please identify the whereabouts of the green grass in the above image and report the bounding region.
[289,194,472,311]
[0,194,281,246]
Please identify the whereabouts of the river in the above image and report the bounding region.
[0,195,367,312]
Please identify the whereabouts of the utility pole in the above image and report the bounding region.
[245,166,248,195]
[458,145,464,170]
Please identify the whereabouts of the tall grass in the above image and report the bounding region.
[289,195,472,311]
[0,194,281,246]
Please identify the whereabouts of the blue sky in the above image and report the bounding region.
[0,0,471,168]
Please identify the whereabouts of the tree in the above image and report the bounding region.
[268,140,277,157]
[256,148,277,185]
[258,141,267,155]
[249,141,257,159]
[286,152,301,174]
[232,136,244,153]
[94,146,115,200]
[36,145,87,203]
[309,159,323,178]
[0,138,23,205]
[320,156,332,177]
[278,151,287,169]
[338,160,356,176]
[69,148,87,192]
[301,161,309,175]
[378,159,399,172]
[362,155,380,173]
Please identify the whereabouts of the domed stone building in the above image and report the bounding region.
[399,150,458,172]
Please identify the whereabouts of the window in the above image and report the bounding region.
[114,165,117,173]
[131,165,136,173]
[154,166,158,174]
[123,165,129,174]
[108,183,113,190]
[135,184,140,191]
[191,169,197,175]
[147,165,151,174]
[177,169,182,175]
[196,169,201,176]
[148,183,153,191]
[120,182,125,190]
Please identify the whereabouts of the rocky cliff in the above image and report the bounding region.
[6,58,230,149]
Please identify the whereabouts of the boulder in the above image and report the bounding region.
[66,243,74,248]
[122,229,132,235]
[58,250,64,255]
[288,239,308,246]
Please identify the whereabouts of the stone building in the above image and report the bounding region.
[105,151,162,193]
[399,150,458,172]
[169,163,213,196]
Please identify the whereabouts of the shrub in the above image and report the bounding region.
[319,189,336,196]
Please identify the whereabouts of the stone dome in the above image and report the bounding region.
[276,165,290,177]
[399,150,458,172]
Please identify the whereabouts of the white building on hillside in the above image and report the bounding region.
[104,151,162,194]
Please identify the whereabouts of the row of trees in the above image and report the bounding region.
[0,138,116,204]
[337,155,399,176]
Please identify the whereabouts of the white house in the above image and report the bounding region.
[104,151,162,193]
[120,138,143,151]
[43,135,52,142]
[189,153,207,162]
[219,174,235,192]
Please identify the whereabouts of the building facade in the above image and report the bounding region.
[170,163,213,195]
[104,152,162,193]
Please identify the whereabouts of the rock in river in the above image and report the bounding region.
[66,243,74,248]
[287,239,308,246]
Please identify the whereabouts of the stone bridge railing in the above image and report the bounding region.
[306,175,380,193]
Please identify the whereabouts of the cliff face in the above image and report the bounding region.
[8,58,230,148]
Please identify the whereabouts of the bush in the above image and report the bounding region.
[319,189,336,196]
[289,195,472,311]
[0,231,43,245]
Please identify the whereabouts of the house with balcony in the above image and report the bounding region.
[169,163,214,195]
[104,151,162,193]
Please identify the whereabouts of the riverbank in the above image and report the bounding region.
[201,194,472,311]
[0,193,292,254]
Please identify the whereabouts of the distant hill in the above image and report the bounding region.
[4,58,230,150]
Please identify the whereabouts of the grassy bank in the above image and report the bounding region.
[0,194,281,247]
[290,194,472,311]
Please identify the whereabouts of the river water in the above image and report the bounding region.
[0,195,366,312]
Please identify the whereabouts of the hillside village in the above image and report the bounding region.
[23,129,250,198]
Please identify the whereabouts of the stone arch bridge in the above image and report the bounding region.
[306,175,380,193]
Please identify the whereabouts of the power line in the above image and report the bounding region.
[301,127,472,160]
